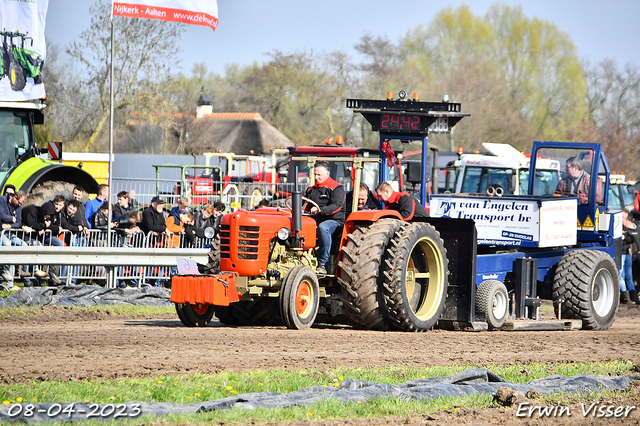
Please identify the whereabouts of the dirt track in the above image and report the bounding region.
[1,304,640,383]
[1,305,640,426]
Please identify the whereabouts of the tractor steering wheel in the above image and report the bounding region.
[284,196,321,216]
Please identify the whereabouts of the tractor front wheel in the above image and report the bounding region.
[279,265,319,329]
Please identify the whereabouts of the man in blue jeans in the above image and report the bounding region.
[304,161,345,275]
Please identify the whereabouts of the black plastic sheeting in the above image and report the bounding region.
[1,369,638,423]
[0,286,171,308]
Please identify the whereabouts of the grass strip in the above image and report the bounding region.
[1,361,636,425]
[0,304,174,319]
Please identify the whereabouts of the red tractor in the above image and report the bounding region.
[171,92,468,331]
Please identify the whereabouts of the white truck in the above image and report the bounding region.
[450,143,561,196]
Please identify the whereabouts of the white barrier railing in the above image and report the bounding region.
[0,229,212,288]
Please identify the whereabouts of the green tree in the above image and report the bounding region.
[486,4,586,140]
[582,60,640,177]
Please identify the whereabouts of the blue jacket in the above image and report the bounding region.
[85,197,107,228]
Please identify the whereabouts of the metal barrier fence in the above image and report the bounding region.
[110,178,295,211]
[0,229,213,287]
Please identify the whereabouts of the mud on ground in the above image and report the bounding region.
[1,304,639,425]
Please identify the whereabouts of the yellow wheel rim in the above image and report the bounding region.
[405,237,445,321]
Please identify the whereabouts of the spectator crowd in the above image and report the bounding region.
[0,184,225,290]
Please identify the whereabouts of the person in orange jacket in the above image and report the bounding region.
[165,210,195,248]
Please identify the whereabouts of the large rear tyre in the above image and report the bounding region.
[337,218,405,330]
[202,237,220,274]
[222,184,241,210]
[9,58,26,91]
[24,181,77,207]
[383,222,449,332]
[244,185,264,210]
[279,265,319,329]
[475,280,508,330]
[552,250,619,330]
[175,303,215,327]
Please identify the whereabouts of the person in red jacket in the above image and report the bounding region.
[304,161,346,274]
[376,182,429,221]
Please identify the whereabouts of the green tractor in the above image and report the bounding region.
[1,30,44,91]
[0,101,98,204]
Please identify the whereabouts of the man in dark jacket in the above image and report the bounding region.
[141,196,168,236]
[40,195,66,247]
[71,186,90,235]
[346,183,382,213]
[61,199,87,245]
[0,190,30,286]
[112,191,136,227]
[304,161,346,274]
[376,181,429,221]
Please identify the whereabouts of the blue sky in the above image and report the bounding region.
[46,0,640,76]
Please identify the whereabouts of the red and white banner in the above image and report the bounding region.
[112,0,218,31]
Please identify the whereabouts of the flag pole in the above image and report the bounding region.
[107,12,115,287]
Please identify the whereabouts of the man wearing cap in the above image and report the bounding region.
[141,196,168,235]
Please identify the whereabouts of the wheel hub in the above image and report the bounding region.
[592,283,601,302]
[296,280,313,317]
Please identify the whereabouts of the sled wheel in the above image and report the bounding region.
[175,303,214,327]
[279,265,319,329]
[552,250,619,330]
[383,222,449,332]
[476,280,508,329]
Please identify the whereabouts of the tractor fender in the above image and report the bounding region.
[4,157,99,195]
[341,209,404,248]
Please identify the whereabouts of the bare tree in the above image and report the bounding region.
[64,0,182,152]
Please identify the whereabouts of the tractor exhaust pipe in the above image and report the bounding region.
[292,167,303,248]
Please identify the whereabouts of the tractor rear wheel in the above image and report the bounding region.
[202,238,220,274]
[9,58,26,91]
[24,181,77,207]
[475,280,509,330]
[223,184,241,210]
[244,185,264,210]
[552,250,619,330]
[175,303,215,327]
[383,222,449,332]
[337,218,405,330]
[279,265,319,329]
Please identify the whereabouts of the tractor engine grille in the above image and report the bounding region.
[220,224,260,260]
